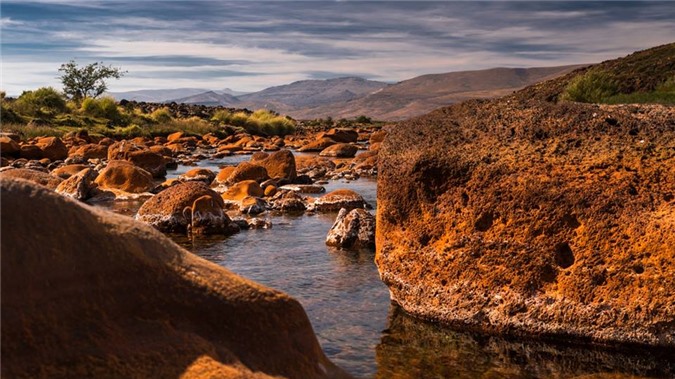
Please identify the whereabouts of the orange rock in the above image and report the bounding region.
[19,145,43,160]
[221,180,264,202]
[319,143,358,158]
[55,168,97,201]
[298,137,337,152]
[136,181,226,234]
[36,137,68,161]
[0,137,20,157]
[311,189,368,212]
[251,149,297,181]
[369,130,387,144]
[166,131,184,142]
[0,178,348,379]
[180,168,216,184]
[0,168,62,190]
[224,162,268,185]
[94,160,154,193]
[376,51,675,346]
[320,128,358,143]
[52,164,89,179]
[70,143,108,160]
[264,185,277,197]
[214,166,236,185]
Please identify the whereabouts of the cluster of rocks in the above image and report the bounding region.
[0,127,381,247]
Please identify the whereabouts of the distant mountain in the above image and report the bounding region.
[237,77,389,111]
[170,91,240,107]
[110,65,585,120]
[107,88,211,103]
[288,65,586,120]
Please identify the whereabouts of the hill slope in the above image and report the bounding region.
[291,65,583,120]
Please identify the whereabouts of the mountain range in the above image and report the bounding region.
[109,65,585,121]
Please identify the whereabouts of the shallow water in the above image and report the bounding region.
[99,154,674,378]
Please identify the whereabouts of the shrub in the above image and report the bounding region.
[80,97,124,124]
[355,115,372,124]
[12,87,68,117]
[150,107,173,123]
[561,70,619,103]
[211,109,233,124]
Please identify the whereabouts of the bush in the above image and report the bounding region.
[150,107,173,123]
[211,109,233,124]
[80,97,124,124]
[12,87,68,117]
[355,115,372,124]
[561,70,619,103]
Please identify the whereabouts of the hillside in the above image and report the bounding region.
[237,77,388,110]
[171,90,240,107]
[292,65,583,120]
[376,43,675,347]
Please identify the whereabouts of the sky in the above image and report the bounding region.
[1,1,674,95]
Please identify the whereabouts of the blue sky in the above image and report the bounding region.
[1,1,674,95]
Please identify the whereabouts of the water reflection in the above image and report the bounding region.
[376,305,674,379]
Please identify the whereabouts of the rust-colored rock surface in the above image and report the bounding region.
[137,181,229,234]
[0,168,63,189]
[319,143,358,158]
[311,189,369,212]
[0,178,349,379]
[225,161,269,185]
[251,149,297,181]
[95,160,155,194]
[36,136,68,161]
[376,46,675,346]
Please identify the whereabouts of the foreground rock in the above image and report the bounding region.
[0,168,63,189]
[94,160,155,194]
[0,178,349,378]
[326,208,375,249]
[136,181,237,235]
[377,70,675,345]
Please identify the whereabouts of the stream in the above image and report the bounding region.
[101,153,674,378]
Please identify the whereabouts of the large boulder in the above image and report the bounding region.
[377,94,675,344]
[136,181,234,235]
[326,208,375,249]
[95,160,155,194]
[251,149,297,181]
[0,168,63,190]
[0,178,349,378]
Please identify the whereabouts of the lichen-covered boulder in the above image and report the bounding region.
[137,181,234,235]
[377,57,675,346]
[0,178,349,378]
[178,167,216,184]
[326,208,375,249]
[298,137,338,152]
[221,180,265,202]
[95,160,154,194]
[320,128,358,143]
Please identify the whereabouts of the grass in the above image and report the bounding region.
[562,71,675,105]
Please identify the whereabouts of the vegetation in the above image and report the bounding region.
[11,87,68,118]
[562,71,675,105]
[211,109,295,136]
[58,60,126,102]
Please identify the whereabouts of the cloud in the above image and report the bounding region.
[1,1,674,95]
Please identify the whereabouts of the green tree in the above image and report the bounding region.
[58,60,126,102]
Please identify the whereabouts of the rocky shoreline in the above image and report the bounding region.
[0,126,380,377]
